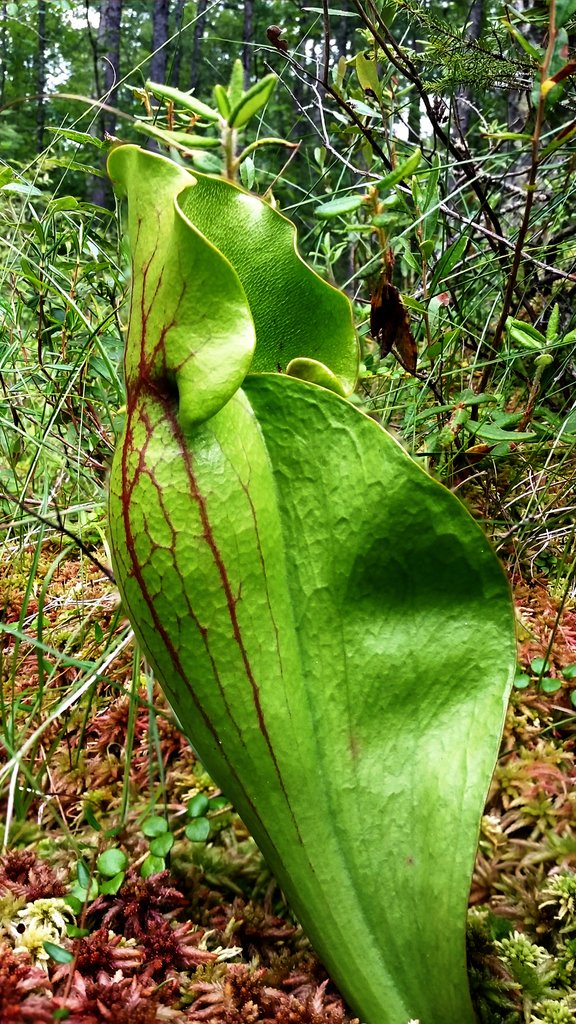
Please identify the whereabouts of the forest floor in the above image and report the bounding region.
[1,535,576,1024]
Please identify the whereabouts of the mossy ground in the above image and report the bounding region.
[1,536,576,1023]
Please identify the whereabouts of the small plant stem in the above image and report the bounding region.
[415,218,433,352]
[477,2,557,392]
[62,835,106,1001]
[223,125,238,181]
[270,49,391,169]
[231,137,298,179]
[368,187,387,265]
[352,0,508,258]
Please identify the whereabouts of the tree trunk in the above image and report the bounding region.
[241,0,253,90]
[0,3,8,109]
[101,0,122,132]
[170,0,185,87]
[455,0,483,139]
[190,0,208,92]
[148,0,170,152]
[91,0,122,207]
[150,0,170,87]
[36,0,46,153]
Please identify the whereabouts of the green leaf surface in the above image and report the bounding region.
[108,147,255,429]
[187,793,210,818]
[213,83,230,118]
[109,150,516,1024]
[84,806,101,831]
[176,169,358,391]
[315,194,364,219]
[469,422,536,442]
[355,52,382,100]
[286,357,347,396]
[109,147,357,398]
[141,854,165,878]
[228,59,244,111]
[506,317,546,350]
[99,871,125,895]
[76,859,90,888]
[141,815,168,837]
[134,121,221,149]
[97,847,128,877]
[149,831,175,856]
[541,677,561,694]
[45,127,105,148]
[227,73,277,129]
[44,941,74,964]
[185,817,211,842]
[375,148,421,191]
[145,80,220,121]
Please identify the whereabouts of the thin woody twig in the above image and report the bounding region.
[477,0,559,392]
[351,0,509,261]
[438,204,576,283]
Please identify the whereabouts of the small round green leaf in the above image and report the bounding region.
[185,817,211,842]
[99,871,125,895]
[142,816,168,837]
[97,848,128,877]
[315,195,364,219]
[149,832,175,857]
[513,673,530,689]
[530,657,550,675]
[208,796,229,812]
[187,793,210,818]
[141,854,166,879]
[562,664,576,680]
[70,876,99,903]
[541,677,561,694]
[44,941,74,964]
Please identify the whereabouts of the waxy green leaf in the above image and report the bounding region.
[185,817,211,842]
[97,848,128,877]
[134,121,221,149]
[375,148,421,191]
[315,193,364,219]
[145,80,220,121]
[109,147,516,1024]
[227,73,277,128]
